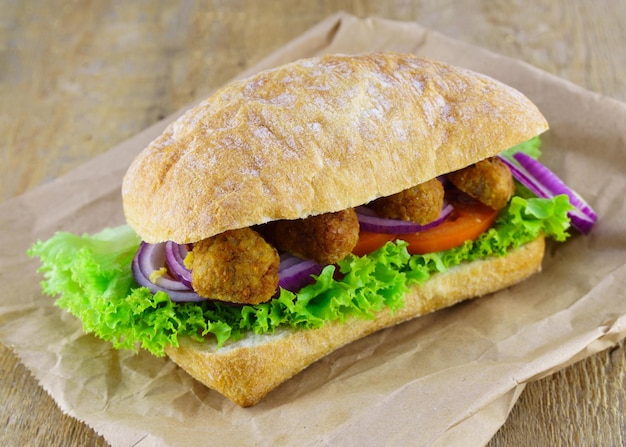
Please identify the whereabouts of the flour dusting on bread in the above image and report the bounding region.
[122,53,548,244]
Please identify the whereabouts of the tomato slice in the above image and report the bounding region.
[352,190,498,257]
[352,231,397,257]
[400,191,498,255]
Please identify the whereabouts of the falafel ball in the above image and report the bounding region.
[191,227,279,305]
[261,208,360,265]
[368,178,445,225]
[447,157,515,210]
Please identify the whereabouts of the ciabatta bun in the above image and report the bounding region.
[121,53,550,407]
[122,53,548,244]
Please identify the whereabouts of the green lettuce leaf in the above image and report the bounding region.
[499,136,542,161]
[29,194,573,357]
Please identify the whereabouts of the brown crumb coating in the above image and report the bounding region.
[447,157,515,210]
[191,227,279,305]
[260,209,360,265]
[368,178,444,225]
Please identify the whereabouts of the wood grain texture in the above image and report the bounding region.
[1,1,624,445]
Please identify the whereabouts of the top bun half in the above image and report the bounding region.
[122,53,548,243]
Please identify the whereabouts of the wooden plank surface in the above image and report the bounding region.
[1,1,624,445]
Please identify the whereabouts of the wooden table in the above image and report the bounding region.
[1,1,624,445]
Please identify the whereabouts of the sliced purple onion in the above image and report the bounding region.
[498,152,597,234]
[131,242,204,302]
[279,251,304,271]
[164,241,193,288]
[567,206,596,235]
[278,253,325,292]
[356,202,454,234]
[498,155,548,198]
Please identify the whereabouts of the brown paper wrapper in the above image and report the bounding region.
[1,13,625,447]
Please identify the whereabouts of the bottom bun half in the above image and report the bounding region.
[165,235,545,407]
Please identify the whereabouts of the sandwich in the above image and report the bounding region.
[29,53,595,407]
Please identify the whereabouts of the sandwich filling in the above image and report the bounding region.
[29,138,586,356]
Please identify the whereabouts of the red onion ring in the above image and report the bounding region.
[279,251,304,270]
[131,242,204,302]
[164,241,193,288]
[356,202,454,234]
[278,253,325,292]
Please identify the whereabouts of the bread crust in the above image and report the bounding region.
[122,53,548,243]
[165,235,545,406]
